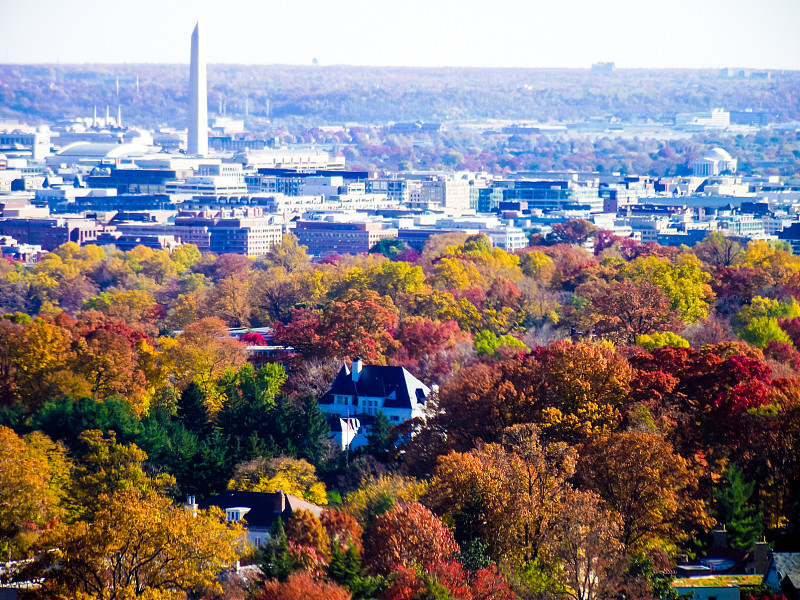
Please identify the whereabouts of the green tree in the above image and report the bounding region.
[637,331,690,351]
[70,429,175,517]
[715,463,763,550]
[366,411,392,459]
[177,381,211,438]
[259,517,295,582]
[369,238,410,260]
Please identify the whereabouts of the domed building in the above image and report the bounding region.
[692,147,737,177]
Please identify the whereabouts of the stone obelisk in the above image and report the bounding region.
[188,22,208,155]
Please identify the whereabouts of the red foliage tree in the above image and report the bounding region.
[272,290,399,364]
[258,572,351,600]
[628,343,774,455]
[364,502,459,575]
[240,332,268,345]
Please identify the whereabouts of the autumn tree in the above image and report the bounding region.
[249,267,325,324]
[433,341,632,449]
[551,491,624,600]
[623,254,714,323]
[576,431,712,550]
[70,429,175,516]
[208,273,252,327]
[572,280,684,344]
[228,456,328,505]
[344,474,428,526]
[363,501,460,575]
[272,290,399,364]
[733,296,800,348]
[286,508,332,562]
[260,233,311,273]
[258,572,352,600]
[322,508,364,554]
[0,427,70,559]
[693,231,745,268]
[161,316,247,411]
[426,424,577,566]
[23,489,244,599]
[546,219,598,246]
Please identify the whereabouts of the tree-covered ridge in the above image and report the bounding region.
[1,230,799,599]
[2,64,798,126]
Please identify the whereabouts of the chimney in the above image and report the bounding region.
[274,490,285,513]
[184,494,198,516]
[712,524,728,549]
[753,537,770,575]
[352,357,363,382]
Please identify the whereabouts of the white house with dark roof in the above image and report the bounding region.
[192,490,322,549]
[317,357,430,449]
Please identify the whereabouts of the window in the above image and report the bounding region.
[254,536,262,547]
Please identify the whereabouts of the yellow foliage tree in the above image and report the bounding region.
[70,429,175,518]
[228,456,328,505]
[23,489,244,600]
[344,474,428,525]
[0,427,70,559]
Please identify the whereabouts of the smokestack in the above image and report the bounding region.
[117,105,122,129]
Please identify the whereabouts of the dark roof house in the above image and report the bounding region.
[317,357,430,449]
[764,552,800,600]
[193,490,322,548]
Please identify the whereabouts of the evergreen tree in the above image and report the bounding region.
[366,411,391,460]
[715,463,763,550]
[259,517,295,582]
[296,395,330,465]
[328,543,385,600]
[177,382,211,438]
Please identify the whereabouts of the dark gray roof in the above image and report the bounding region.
[772,553,800,586]
[198,491,321,529]
[318,362,429,409]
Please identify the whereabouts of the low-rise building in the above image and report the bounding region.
[0,217,99,250]
[294,220,397,257]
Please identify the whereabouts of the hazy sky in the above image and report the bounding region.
[1,0,798,69]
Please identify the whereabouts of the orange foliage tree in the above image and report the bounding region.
[363,502,460,575]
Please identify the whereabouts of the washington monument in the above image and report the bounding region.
[188,22,208,156]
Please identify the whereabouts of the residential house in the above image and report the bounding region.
[317,357,430,449]
[764,553,800,600]
[193,490,322,548]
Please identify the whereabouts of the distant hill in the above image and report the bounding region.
[1,64,798,128]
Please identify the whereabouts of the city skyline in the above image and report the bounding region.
[1,0,799,70]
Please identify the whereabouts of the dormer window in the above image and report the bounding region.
[226,506,251,522]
